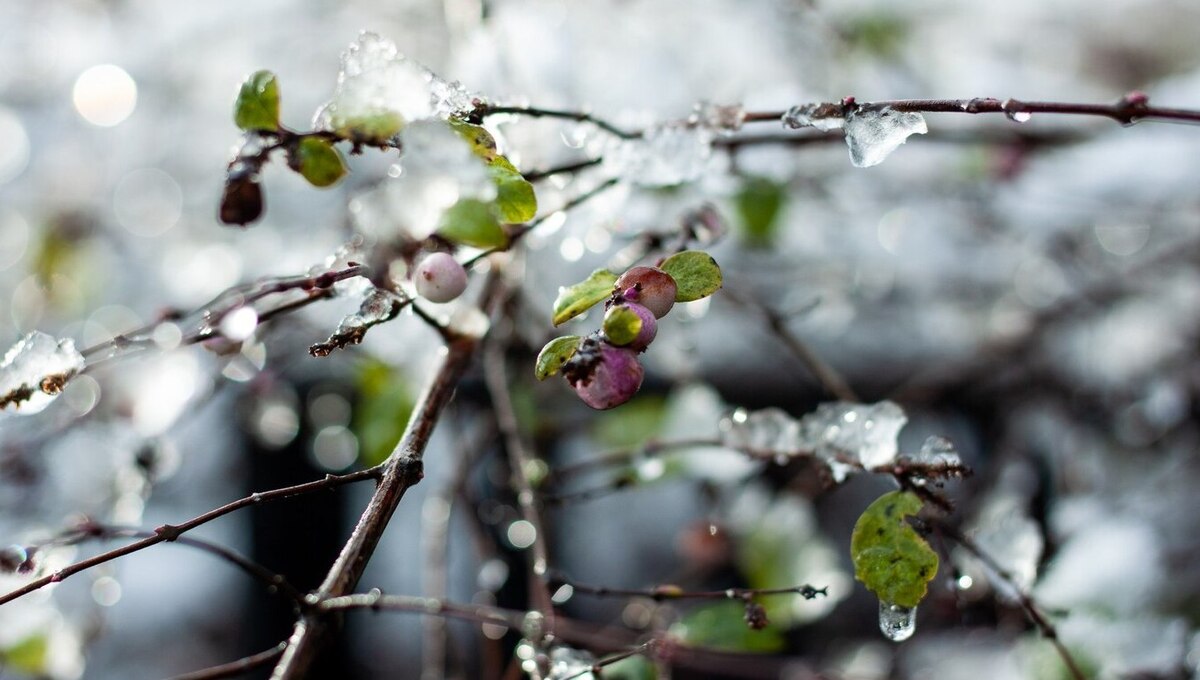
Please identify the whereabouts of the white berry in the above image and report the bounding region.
[413,253,468,303]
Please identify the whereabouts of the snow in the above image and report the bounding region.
[600,123,714,187]
[0,331,86,414]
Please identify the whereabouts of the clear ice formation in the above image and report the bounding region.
[0,331,86,414]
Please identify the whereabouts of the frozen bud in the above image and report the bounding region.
[413,252,468,303]
[603,302,657,351]
[563,337,644,410]
[614,266,677,318]
[219,177,263,226]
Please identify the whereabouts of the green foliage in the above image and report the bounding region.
[603,655,657,680]
[671,601,785,653]
[850,491,939,608]
[589,394,667,448]
[552,269,618,326]
[291,137,347,187]
[333,111,405,143]
[437,198,508,249]
[2,634,48,675]
[449,120,498,162]
[489,161,538,223]
[353,360,415,467]
[659,250,723,302]
[535,335,580,380]
[234,70,280,132]
[734,176,786,247]
[602,305,643,346]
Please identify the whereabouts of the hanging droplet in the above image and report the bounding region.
[1006,110,1032,123]
[878,600,916,641]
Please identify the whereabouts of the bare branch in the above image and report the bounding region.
[166,642,288,680]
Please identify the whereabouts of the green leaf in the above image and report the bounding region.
[734,176,785,247]
[449,120,498,162]
[850,491,938,608]
[671,602,785,653]
[659,250,723,302]
[234,70,280,132]
[353,360,414,467]
[2,634,48,675]
[552,269,618,326]
[489,163,537,223]
[333,111,405,143]
[602,305,643,345]
[535,335,580,380]
[603,655,657,680]
[291,137,347,188]
[437,199,508,249]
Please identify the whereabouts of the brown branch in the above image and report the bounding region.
[269,330,484,678]
[554,573,828,603]
[0,467,382,607]
[523,157,604,183]
[474,104,639,139]
[938,522,1086,680]
[166,642,288,680]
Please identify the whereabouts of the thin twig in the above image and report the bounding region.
[269,277,498,677]
[0,467,382,607]
[475,104,639,139]
[938,522,1086,680]
[166,642,289,680]
[483,334,556,621]
[523,157,604,183]
[555,573,828,603]
[721,287,859,402]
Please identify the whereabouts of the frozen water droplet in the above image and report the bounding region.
[1006,110,1032,123]
[601,124,713,187]
[916,435,962,467]
[878,601,916,641]
[844,106,927,168]
[782,103,845,132]
[1,331,86,413]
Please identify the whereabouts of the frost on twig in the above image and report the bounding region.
[309,287,409,357]
[0,332,86,414]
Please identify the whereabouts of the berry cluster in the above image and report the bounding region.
[562,266,678,409]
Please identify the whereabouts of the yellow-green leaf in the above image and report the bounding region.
[850,491,938,608]
[489,163,537,223]
[670,602,785,653]
[353,360,414,467]
[437,199,507,249]
[234,70,280,132]
[535,335,580,380]
[449,120,498,162]
[552,269,618,326]
[660,250,723,302]
[292,137,347,187]
[2,634,48,675]
[332,111,405,143]
[734,176,786,247]
[603,305,642,346]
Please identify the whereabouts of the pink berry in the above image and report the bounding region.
[413,252,468,303]
[564,338,644,410]
[614,266,677,318]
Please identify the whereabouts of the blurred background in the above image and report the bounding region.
[1,0,1199,678]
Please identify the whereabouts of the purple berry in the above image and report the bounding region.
[614,266,677,318]
[604,302,657,352]
[564,337,644,410]
[414,252,468,303]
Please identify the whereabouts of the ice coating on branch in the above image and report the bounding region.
[843,106,927,168]
[913,435,962,467]
[692,101,746,134]
[601,124,713,187]
[0,331,86,414]
[781,103,846,132]
[800,401,907,480]
[720,407,804,461]
[352,120,493,241]
[548,645,596,680]
[315,32,478,138]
